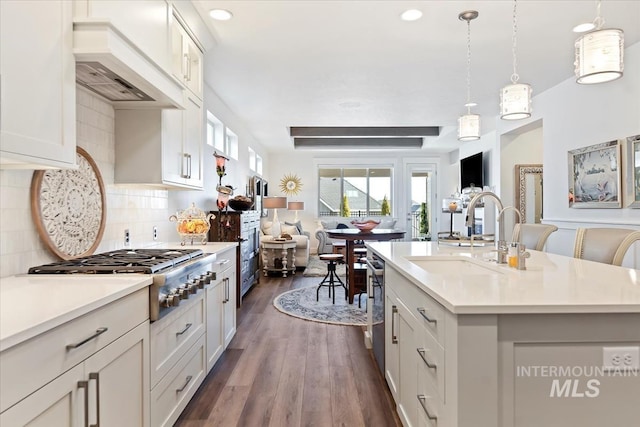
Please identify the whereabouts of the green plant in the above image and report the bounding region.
[341,194,351,217]
[419,202,429,235]
[381,195,391,216]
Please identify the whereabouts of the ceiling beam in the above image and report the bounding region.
[293,137,423,149]
[289,126,440,137]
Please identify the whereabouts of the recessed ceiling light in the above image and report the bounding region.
[573,22,595,33]
[209,9,233,21]
[401,9,423,21]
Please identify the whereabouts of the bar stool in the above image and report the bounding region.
[354,257,368,308]
[317,254,347,304]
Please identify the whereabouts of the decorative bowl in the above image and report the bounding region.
[169,203,214,245]
[351,219,381,232]
[228,199,254,211]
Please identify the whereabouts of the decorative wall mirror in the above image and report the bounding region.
[515,164,543,223]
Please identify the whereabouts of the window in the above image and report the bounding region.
[318,167,392,217]
[248,147,256,171]
[206,111,224,151]
[256,154,263,175]
[225,127,238,160]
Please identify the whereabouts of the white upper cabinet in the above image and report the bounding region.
[73,0,172,72]
[115,92,204,190]
[171,11,203,99]
[0,0,76,169]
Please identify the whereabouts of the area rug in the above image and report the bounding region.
[273,285,381,326]
[302,255,347,277]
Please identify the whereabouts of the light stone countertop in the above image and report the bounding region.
[367,241,640,315]
[0,275,152,351]
[0,243,237,351]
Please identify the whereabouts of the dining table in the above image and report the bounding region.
[326,228,405,304]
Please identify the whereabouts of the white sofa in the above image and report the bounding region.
[260,220,310,268]
[315,217,398,254]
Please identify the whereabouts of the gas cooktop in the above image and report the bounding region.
[28,249,204,275]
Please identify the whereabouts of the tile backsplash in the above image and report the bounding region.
[0,89,173,278]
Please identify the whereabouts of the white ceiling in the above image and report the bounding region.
[193,0,640,154]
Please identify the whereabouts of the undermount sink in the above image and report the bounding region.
[406,257,504,276]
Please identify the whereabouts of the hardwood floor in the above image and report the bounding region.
[174,275,401,427]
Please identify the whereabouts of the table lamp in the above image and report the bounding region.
[263,196,287,236]
[287,201,305,221]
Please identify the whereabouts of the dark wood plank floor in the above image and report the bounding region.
[174,275,401,427]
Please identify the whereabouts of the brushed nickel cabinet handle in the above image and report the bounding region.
[417,307,437,324]
[417,348,437,369]
[176,375,193,393]
[66,327,108,350]
[78,380,89,427]
[391,305,398,344]
[417,395,438,421]
[89,373,100,427]
[176,323,192,336]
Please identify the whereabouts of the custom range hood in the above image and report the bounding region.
[73,21,183,109]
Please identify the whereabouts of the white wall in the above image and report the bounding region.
[168,82,269,217]
[492,42,640,268]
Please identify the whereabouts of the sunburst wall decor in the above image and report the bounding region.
[279,173,303,196]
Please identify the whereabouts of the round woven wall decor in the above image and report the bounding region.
[30,147,107,260]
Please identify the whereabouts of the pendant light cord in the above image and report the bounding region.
[510,0,520,84]
[466,18,472,114]
[594,0,604,29]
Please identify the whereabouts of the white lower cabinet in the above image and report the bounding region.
[0,290,150,426]
[386,266,447,427]
[206,248,237,372]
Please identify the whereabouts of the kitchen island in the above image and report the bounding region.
[367,241,640,427]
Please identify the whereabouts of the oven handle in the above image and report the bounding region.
[66,327,108,350]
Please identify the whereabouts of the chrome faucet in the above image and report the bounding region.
[465,191,508,263]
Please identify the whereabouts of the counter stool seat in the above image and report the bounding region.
[317,254,347,304]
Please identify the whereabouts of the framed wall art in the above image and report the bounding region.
[624,134,640,208]
[568,140,621,209]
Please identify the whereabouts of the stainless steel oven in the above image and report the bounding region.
[365,252,385,374]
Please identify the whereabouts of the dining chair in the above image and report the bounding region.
[573,228,640,266]
[512,223,558,251]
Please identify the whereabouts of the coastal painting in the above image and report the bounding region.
[625,134,640,208]
[568,140,622,208]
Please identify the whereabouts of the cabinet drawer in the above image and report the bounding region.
[151,335,206,427]
[386,267,446,346]
[150,293,205,387]
[0,288,148,413]
[416,324,446,403]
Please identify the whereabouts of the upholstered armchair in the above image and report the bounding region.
[573,228,640,266]
[512,223,558,251]
[315,218,398,254]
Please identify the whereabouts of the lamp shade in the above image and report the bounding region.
[575,28,624,84]
[458,114,481,141]
[287,201,305,211]
[500,83,532,120]
[263,196,287,209]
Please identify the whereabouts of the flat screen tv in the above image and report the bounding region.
[460,152,484,190]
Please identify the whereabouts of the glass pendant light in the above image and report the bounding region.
[575,0,624,84]
[458,10,480,142]
[500,0,532,120]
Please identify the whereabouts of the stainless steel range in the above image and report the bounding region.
[28,248,217,321]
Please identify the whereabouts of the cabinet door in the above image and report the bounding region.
[222,264,237,347]
[396,300,418,427]
[185,39,203,98]
[206,277,224,372]
[183,95,203,188]
[385,288,400,401]
[84,321,150,427]
[0,0,76,168]
[171,19,187,84]
[0,364,83,426]
[161,107,186,186]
